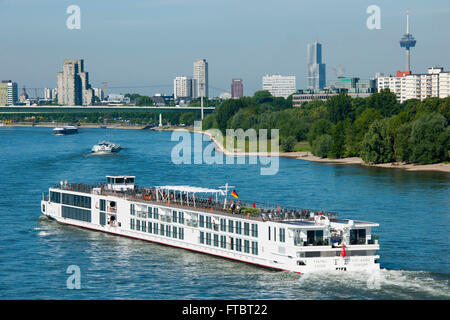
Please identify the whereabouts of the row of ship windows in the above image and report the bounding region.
[130,204,259,238]
[51,192,91,209]
[130,219,185,240]
[61,205,91,222]
[199,231,259,255]
[201,216,258,237]
[268,226,286,243]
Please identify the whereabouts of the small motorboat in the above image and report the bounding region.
[91,141,121,154]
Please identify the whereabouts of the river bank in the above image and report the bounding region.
[152,126,450,173]
[3,124,449,173]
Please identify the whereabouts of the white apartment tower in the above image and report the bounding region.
[262,75,296,98]
[377,67,450,103]
[174,76,197,99]
[44,88,53,100]
[193,59,208,98]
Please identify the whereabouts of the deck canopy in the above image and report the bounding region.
[155,185,225,206]
[155,185,224,195]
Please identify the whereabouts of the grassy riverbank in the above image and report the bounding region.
[153,125,450,173]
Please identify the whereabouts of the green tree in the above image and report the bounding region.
[409,113,450,164]
[326,92,354,123]
[393,122,412,162]
[215,98,251,133]
[353,108,383,150]
[135,96,154,106]
[328,121,346,158]
[360,119,395,163]
[313,134,332,158]
[179,112,199,125]
[366,88,399,117]
[202,113,217,130]
[252,90,273,105]
[438,96,450,121]
[281,136,296,152]
[307,118,333,146]
[125,93,141,103]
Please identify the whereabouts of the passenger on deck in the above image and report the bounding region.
[230,200,236,214]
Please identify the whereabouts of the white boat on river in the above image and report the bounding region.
[41,176,380,274]
[91,141,121,154]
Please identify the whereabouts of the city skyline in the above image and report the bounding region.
[1,0,450,97]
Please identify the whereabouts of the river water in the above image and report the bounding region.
[0,127,448,299]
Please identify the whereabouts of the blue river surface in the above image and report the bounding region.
[0,127,449,300]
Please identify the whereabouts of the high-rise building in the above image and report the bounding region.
[57,59,93,106]
[193,59,208,98]
[307,42,326,89]
[51,88,58,101]
[377,67,450,103]
[231,78,243,98]
[93,88,104,101]
[44,88,53,100]
[174,76,196,99]
[262,75,296,98]
[0,80,18,106]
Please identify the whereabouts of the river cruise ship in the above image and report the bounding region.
[41,176,380,273]
[53,125,78,135]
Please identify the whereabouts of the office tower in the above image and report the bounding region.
[193,59,208,98]
[174,76,196,99]
[307,42,326,89]
[262,75,296,98]
[44,88,53,100]
[231,78,243,98]
[0,80,18,106]
[57,59,93,106]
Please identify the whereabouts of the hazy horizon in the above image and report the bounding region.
[1,0,449,97]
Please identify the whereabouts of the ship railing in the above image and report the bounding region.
[53,183,95,194]
[110,186,338,222]
[53,183,338,222]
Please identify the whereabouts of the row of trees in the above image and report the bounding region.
[202,89,449,165]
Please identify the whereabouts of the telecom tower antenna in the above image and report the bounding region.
[399,9,417,72]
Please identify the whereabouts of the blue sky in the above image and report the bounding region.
[1,0,449,97]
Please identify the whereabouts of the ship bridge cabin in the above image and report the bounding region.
[284,217,379,248]
[106,176,135,192]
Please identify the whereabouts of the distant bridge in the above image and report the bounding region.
[0,106,215,114]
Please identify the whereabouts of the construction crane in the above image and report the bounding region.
[332,65,346,79]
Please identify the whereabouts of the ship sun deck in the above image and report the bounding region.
[47,183,342,224]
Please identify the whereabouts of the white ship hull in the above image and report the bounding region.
[41,178,380,274]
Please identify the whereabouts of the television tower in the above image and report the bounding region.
[399,9,417,72]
